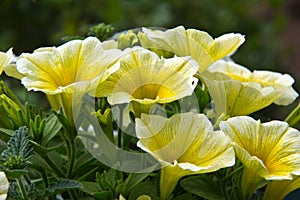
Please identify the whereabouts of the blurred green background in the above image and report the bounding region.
[0,0,299,120]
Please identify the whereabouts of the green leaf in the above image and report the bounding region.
[48,179,83,193]
[120,173,151,196]
[1,126,33,169]
[96,169,123,192]
[40,114,62,146]
[173,193,193,200]
[4,168,28,178]
[194,83,211,112]
[80,181,101,194]
[0,128,15,137]
[180,175,225,200]
[128,181,158,200]
[87,23,115,41]
[52,109,76,139]
[92,191,113,200]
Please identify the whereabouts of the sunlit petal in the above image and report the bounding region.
[204,60,298,116]
[15,37,122,120]
[136,113,235,199]
[0,171,9,200]
[264,176,300,200]
[96,47,199,106]
[0,48,15,75]
[138,26,245,72]
[220,116,300,197]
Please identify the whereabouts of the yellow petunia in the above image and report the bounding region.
[220,116,300,198]
[0,48,15,76]
[15,37,122,120]
[138,25,245,72]
[203,60,298,116]
[95,47,199,116]
[136,113,235,200]
[0,171,9,200]
[263,175,300,200]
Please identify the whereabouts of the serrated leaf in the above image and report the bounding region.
[180,175,225,200]
[48,179,83,193]
[1,126,33,169]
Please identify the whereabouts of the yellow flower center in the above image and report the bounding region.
[132,83,176,100]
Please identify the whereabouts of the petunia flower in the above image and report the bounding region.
[14,37,122,121]
[219,116,300,198]
[95,47,199,116]
[0,48,16,76]
[0,171,9,200]
[263,175,300,200]
[203,60,298,116]
[138,25,245,72]
[136,113,235,200]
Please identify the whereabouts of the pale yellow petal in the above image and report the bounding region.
[204,60,298,116]
[137,113,208,164]
[138,26,245,72]
[187,30,245,71]
[264,176,300,200]
[0,171,8,199]
[220,116,300,180]
[136,112,235,173]
[17,37,122,94]
[0,48,15,75]
[97,47,198,105]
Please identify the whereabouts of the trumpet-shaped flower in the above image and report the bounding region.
[204,60,298,116]
[95,47,198,116]
[263,175,300,200]
[15,37,122,120]
[0,171,9,200]
[0,48,15,76]
[138,26,245,72]
[219,116,300,198]
[136,113,235,200]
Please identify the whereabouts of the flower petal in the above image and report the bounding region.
[264,176,300,200]
[0,171,9,199]
[97,47,198,105]
[205,60,298,116]
[138,26,245,71]
[136,112,235,173]
[17,37,122,94]
[220,116,300,180]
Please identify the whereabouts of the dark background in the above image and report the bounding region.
[1,0,300,121]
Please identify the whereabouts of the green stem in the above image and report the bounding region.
[43,154,66,178]
[117,105,124,148]
[17,177,28,200]
[66,137,76,178]
[285,103,300,127]
[160,166,186,200]
[68,190,78,200]
[78,167,99,181]
[40,168,49,188]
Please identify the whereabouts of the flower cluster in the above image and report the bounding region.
[0,25,300,200]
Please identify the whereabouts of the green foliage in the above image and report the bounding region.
[47,179,83,193]
[0,127,33,170]
[87,23,115,41]
[181,175,225,200]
